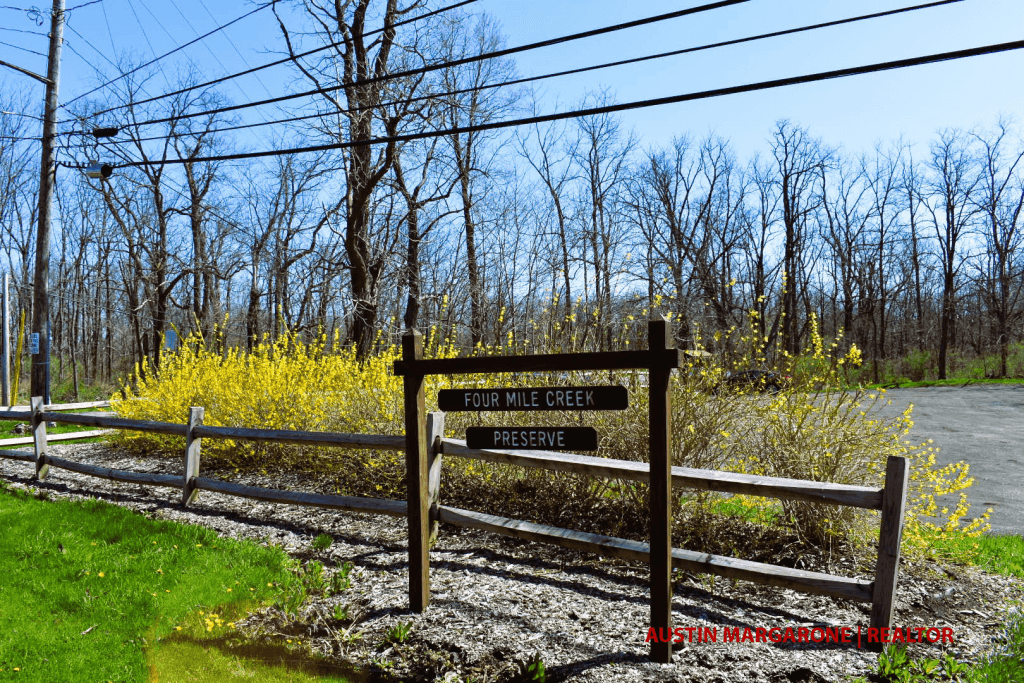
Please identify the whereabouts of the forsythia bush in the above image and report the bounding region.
[114,329,456,496]
[112,312,988,563]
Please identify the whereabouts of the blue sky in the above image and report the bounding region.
[2,0,1022,160]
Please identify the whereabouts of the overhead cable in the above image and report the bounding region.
[0,39,47,57]
[69,0,968,145]
[81,0,480,119]
[113,38,1024,169]
[0,26,47,36]
[98,0,750,129]
[60,0,277,110]
[67,0,104,9]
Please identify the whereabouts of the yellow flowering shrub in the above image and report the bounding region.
[113,329,460,495]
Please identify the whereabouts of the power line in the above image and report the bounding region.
[79,0,480,120]
[112,38,1024,170]
[66,0,104,10]
[58,15,171,140]
[63,0,969,147]
[0,26,47,36]
[90,0,742,127]
[60,0,277,110]
[192,0,276,101]
[0,39,47,57]
[159,0,280,130]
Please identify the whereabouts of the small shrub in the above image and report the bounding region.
[330,561,354,595]
[312,533,333,551]
[513,653,547,682]
[905,348,932,382]
[385,621,412,644]
[296,560,327,595]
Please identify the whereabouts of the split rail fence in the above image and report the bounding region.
[0,321,908,664]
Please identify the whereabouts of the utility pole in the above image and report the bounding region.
[1,273,9,406]
[30,0,65,405]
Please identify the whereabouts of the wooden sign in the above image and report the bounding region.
[466,426,598,451]
[439,386,627,412]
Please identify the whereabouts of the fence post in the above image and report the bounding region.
[870,455,908,646]
[403,330,430,612]
[182,407,204,506]
[31,395,48,480]
[426,411,445,547]
[648,317,674,663]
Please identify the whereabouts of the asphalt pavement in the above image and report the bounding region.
[871,383,1024,536]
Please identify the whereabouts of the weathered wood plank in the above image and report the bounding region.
[443,439,650,479]
[0,408,31,420]
[393,349,680,376]
[441,439,884,509]
[191,477,407,516]
[670,467,883,510]
[183,407,204,506]
[41,412,188,436]
[0,429,113,447]
[43,455,181,488]
[0,449,35,462]
[426,412,445,546]
[192,425,405,451]
[870,456,909,642]
[437,506,874,603]
[44,400,111,411]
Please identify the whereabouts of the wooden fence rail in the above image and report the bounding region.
[0,379,908,662]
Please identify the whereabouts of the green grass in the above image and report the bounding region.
[149,599,367,682]
[0,483,358,682]
[972,534,1024,578]
[970,610,1024,682]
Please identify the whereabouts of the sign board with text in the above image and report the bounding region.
[438,386,627,412]
[465,426,598,451]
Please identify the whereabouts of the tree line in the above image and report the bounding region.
[1,1,1022,396]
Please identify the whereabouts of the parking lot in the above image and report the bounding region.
[872,383,1024,536]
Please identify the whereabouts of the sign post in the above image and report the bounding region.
[402,330,430,612]
[395,317,679,662]
[648,317,674,664]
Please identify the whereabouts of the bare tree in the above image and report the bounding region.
[923,129,981,379]
[276,0,429,356]
[572,98,635,349]
[439,12,517,346]
[769,120,829,355]
[972,121,1024,377]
